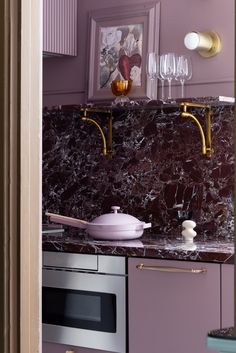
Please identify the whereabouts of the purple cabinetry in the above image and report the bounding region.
[128,258,220,353]
[43,0,77,56]
[42,260,233,353]
[221,264,234,327]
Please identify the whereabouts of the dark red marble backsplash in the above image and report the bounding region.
[42,99,234,240]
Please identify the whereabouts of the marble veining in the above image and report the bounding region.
[42,229,234,263]
[43,98,234,241]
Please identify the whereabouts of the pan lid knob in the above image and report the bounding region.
[111,206,120,213]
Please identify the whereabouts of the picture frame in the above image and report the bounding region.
[87,1,160,102]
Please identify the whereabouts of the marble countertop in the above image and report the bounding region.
[42,227,234,264]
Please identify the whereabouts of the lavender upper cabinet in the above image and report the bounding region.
[221,264,234,327]
[128,258,220,353]
[43,0,78,57]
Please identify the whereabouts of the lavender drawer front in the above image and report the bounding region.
[221,264,234,327]
[128,258,220,353]
[43,0,77,56]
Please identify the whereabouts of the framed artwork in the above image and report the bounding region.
[87,1,160,102]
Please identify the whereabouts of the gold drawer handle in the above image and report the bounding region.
[136,264,207,274]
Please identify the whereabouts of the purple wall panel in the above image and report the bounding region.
[43,0,234,107]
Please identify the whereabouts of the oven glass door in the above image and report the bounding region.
[42,286,116,332]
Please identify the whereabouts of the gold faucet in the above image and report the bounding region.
[179,102,213,158]
[81,108,112,157]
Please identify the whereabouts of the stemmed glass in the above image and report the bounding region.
[175,55,192,98]
[111,80,132,105]
[157,71,165,102]
[160,53,177,101]
[146,52,158,100]
[146,53,165,101]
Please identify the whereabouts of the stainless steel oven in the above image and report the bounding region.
[42,251,127,353]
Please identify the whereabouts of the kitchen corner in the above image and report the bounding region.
[2,0,235,351]
[42,96,234,353]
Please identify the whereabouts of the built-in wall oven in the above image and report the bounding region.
[42,251,127,353]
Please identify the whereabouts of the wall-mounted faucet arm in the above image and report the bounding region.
[179,102,213,158]
[81,108,113,157]
[81,116,107,155]
[181,111,206,155]
[205,107,212,157]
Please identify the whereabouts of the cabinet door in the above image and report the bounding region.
[128,258,220,353]
[43,0,77,56]
[221,264,234,327]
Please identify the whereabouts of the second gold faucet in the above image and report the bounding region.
[179,102,213,158]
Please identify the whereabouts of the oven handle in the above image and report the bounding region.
[136,264,207,274]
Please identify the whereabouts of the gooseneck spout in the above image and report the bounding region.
[181,111,207,155]
[81,108,113,157]
[81,116,107,156]
[179,102,213,158]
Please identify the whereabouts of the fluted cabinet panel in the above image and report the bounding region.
[43,0,77,56]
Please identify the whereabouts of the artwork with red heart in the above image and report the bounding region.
[118,54,142,80]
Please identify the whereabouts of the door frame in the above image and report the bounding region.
[0,0,42,352]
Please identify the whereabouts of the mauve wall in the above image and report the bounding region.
[43,0,234,107]
[42,100,234,240]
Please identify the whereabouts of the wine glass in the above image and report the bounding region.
[175,55,192,98]
[146,52,158,100]
[160,53,177,101]
[146,53,165,101]
[156,69,165,102]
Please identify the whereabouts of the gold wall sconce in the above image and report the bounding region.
[179,102,213,158]
[81,108,113,157]
[184,31,222,58]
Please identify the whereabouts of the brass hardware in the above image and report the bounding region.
[184,31,222,58]
[136,264,207,274]
[179,102,213,158]
[198,31,221,58]
[81,108,112,157]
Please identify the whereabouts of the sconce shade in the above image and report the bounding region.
[184,31,222,58]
